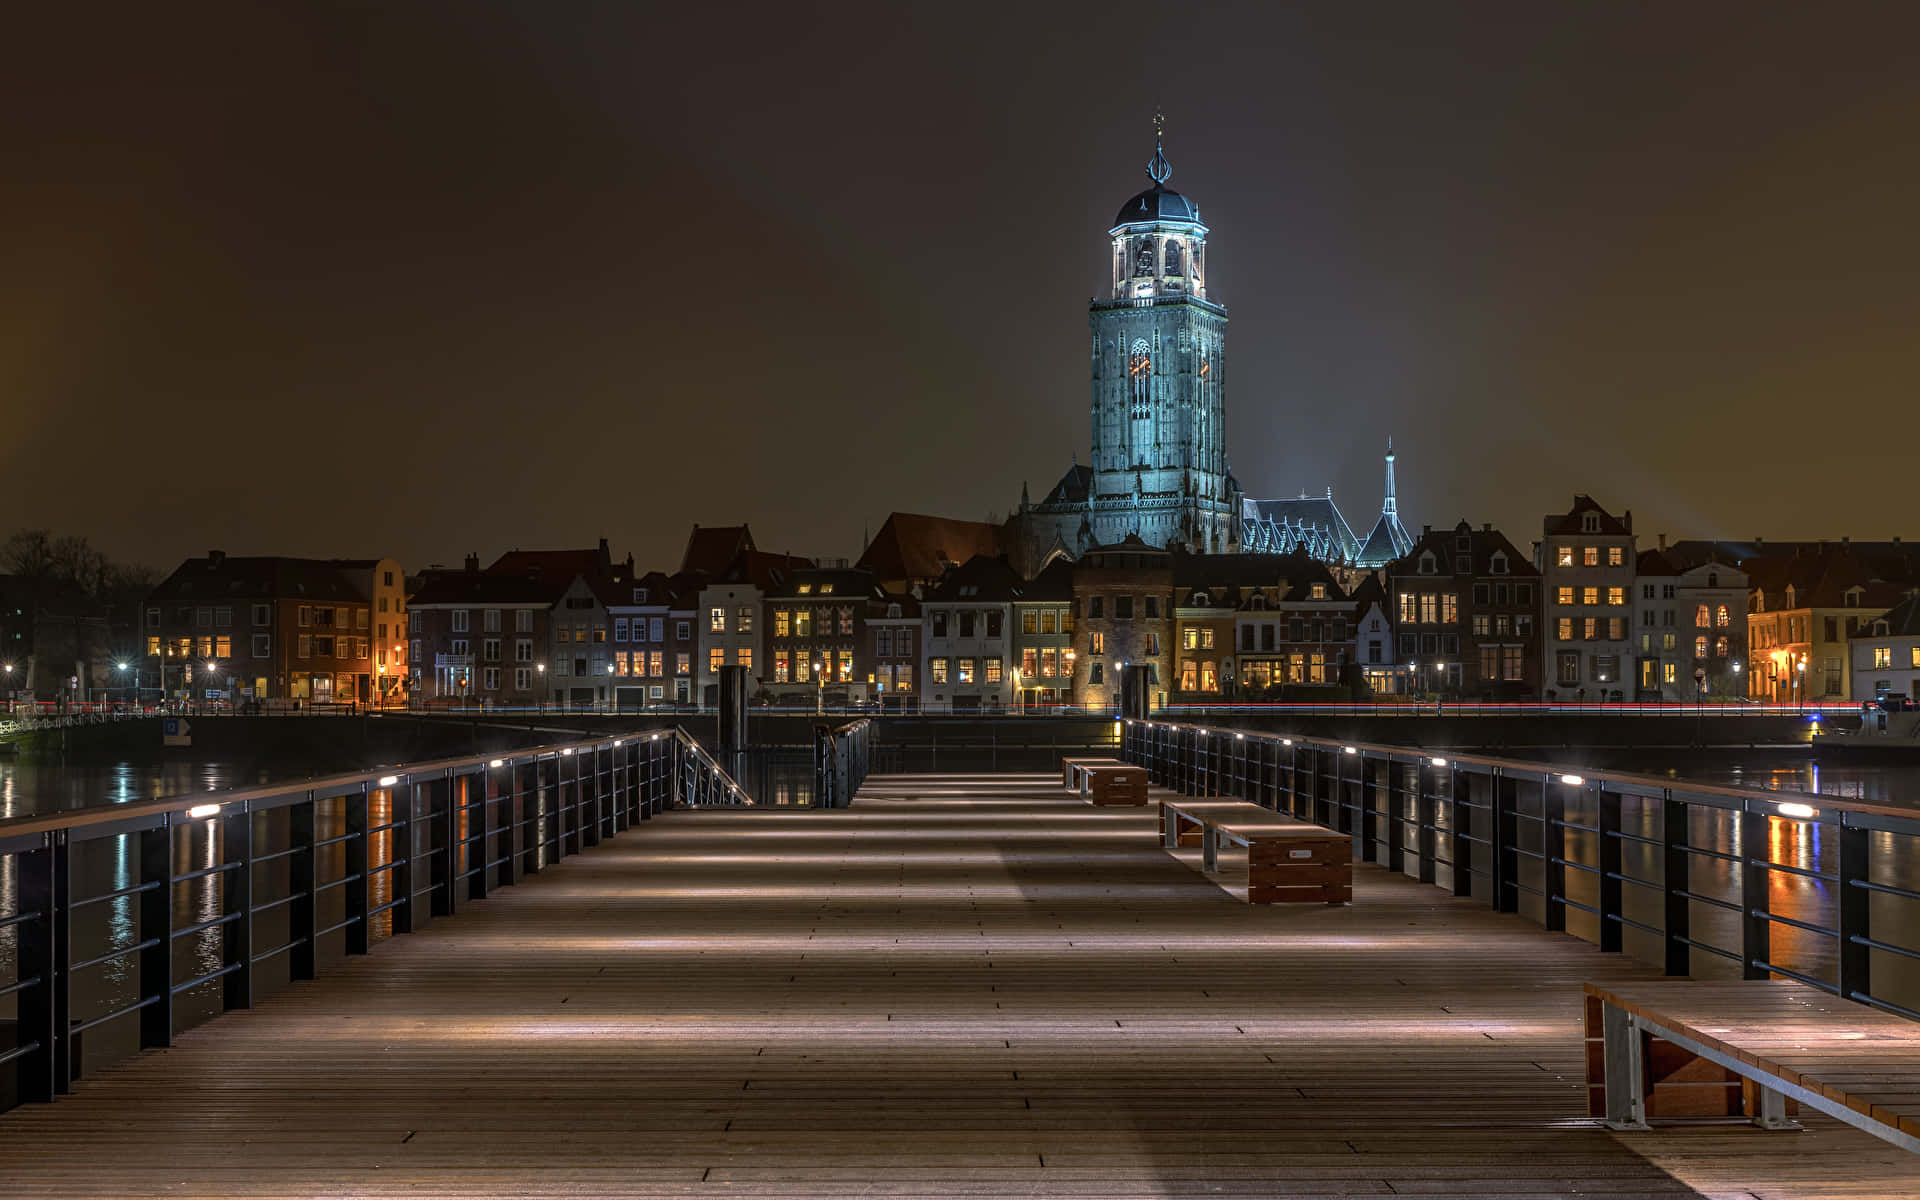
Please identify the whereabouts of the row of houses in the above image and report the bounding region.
[129,501,1920,709]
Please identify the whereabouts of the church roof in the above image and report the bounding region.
[1355,511,1415,568]
[856,512,1005,585]
[1037,463,1094,506]
[1240,495,1363,563]
[1113,183,1203,230]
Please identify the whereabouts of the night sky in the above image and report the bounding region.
[6,3,1917,575]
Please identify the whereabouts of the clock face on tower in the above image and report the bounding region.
[1128,353,1151,378]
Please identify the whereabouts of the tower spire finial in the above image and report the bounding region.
[1383,437,1399,517]
[1146,109,1172,184]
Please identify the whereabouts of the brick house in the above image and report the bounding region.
[1071,537,1173,712]
[1388,521,1541,700]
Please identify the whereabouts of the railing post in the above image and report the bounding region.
[220,804,254,1011]
[1414,760,1437,885]
[344,787,370,955]
[1449,768,1473,898]
[516,761,539,879]
[1544,775,1567,933]
[389,783,415,936]
[288,796,318,980]
[139,819,174,1048]
[1661,793,1690,977]
[431,774,456,919]
[1596,785,1623,953]
[1739,807,1770,980]
[1836,817,1871,1003]
[1492,768,1518,914]
[1384,759,1407,875]
[15,832,71,1100]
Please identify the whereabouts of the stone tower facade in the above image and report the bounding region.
[1085,138,1235,553]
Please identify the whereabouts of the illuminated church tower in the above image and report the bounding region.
[1084,121,1235,552]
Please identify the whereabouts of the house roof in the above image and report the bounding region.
[762,565,887,602]
[411,570,569,607]
[1240,495,1363,562]
[1636,547,1679,577]
[1355,511,1415,568]
[925,554,1025,604]
[856,512,1005,583]
[1854,594,1920,639]
[147,556,369,606]
[1543,494,1632,536]
[487,542,614,581]
[1016,556,1077,602]
[1389,522,1540,581]
[680,525,756,577]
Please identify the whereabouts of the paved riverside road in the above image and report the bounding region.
[2,772,1916,1198]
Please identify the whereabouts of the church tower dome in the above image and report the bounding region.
[1108,123,1209,303]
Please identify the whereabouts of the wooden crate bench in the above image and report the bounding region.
[1060,755,1126,792]
[1080,763,1149,806]
[1159,798,1352,905]
[1585,979,1920,1153]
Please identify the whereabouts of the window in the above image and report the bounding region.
[1715,605,1730,627]
[483,638,500,662]
[739,606,753,633]
[931,658,949,685]
[1694,605,1710,628]
[876,628,893,657]
[1089,632,1105,655]
[708,648,725,674]
[836,649,850,681]
[1912,648,1920,669]
[1582,618,1598,640]
[1555,587,1573,606]
[516,610,533,633]
[1145,596,1161,619]
[482,609,500,633]
[774,653,792,683]
[1041,648,1058,677]
[650,651,663,676]
[252,633,270,657]
[411,638,421,663]
[452,610,469,632]
[774,610,791,638]
[484,667,500,691]
[1089,596,1104,618]
[795,609,813,637]
[614,618,629,642]
[1556,546,1574,568]
[1023,612,1039,635]
[1472,615,1490,636]
[554,657,569,677]
[1144,633,1159,655]
[896,665,912,692]
[1693,635,1708,659]
[1088,662,1104,685]
[1608,547,1625,567]
[897,630,912,656]
[214,606,231,627]
[956,658,974,684]
[592,627,606,644]
[1116,596,1134,619]
[1419,594,1438,624]
[1606,587,1625,606]
[931,612,948,638]
[1608,618,1626,640]
[1310,584,1327,600]
[986,612,1001,638]
[985,658,1002,684]
[1502,646,1523,681]
[514,667,531,691]
[1663,663,1676,684]
[298,635,313,657]
[795,655,811,683]
[739,648,753,671]
[1582,547,1599,567]
[1715,637,1729,657]
[1581,587,1598,606]
[1022,648,1037,676]
[959,612,976,638]
[298,606,312,627]
[709,607,725,633]
[1874,646,1893,669]
[1441,594,1458,624]
[677,654,690,675]
[1399,592,1418,623]
[1181,660,1197,691]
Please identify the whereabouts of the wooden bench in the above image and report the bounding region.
[1060,756,1126,792]
[1159,798,1352,905]
[1586,979,1920,1153]
[1080,763,1149,806]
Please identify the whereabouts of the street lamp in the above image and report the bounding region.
[116,662,130,708]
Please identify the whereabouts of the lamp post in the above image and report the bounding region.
[1796,655,1807,714]
[116,662,130,710]
[3,662,12,712]
[536,662,546,712]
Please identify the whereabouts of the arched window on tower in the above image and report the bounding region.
[1128,339,1152,420]
[1133,239,1156,277]
[1163,239,1182,276]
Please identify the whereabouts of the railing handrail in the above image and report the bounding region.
[1125,718,1916,825]
[0,727,674,842]
[671,726,755,806]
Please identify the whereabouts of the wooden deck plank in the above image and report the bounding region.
[0,772,1916,1197]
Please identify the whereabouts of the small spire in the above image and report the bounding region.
[1383,437,1400,517]
[1146,108,1172,185]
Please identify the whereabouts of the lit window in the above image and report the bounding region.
[1582,547,1599,567]
[739,607,753,633]
[1557,618,1573,641]
[1874,646,1892,669]
[956,658,975,684]
[709,607,725,633]
[1556,587,1574,606]
[1040,649,1058,677]
[1088,632,1105,655]
[1180,660,1197,691]
[775,610,790,637]
[1695,605,1710,628]
[984,658,1002,684]
[837,650,851,681]
[795,610,813,636]
[1695,636,1708,659]
[1608,547,1625,567]
[738,648,752,670]
[931,658,949,684]
[1663,662,1676,683]
[709,648,725,674]
[1022,648,1037,675]
[1716,605,1730,627]
[1557,546,1574,567]
[675,654,690,675]
[1441,594,1458,624]
[1581,587,1598,606]
[1606,587,1625,606]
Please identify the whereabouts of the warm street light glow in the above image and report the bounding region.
[1777,802,1818,819]
[188,804,221,819]
[1431,757,1447,767]
[377,775,400,787]
[1559,774,1585,786]
[1343,746,1357,755]
[489,759,504,768]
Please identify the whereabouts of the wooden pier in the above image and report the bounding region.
[1,772,1915,1197]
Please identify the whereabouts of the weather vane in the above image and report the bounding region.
[1147,108,1172,184]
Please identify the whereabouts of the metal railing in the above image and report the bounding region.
[1122,719,1920,1022]
[0,724,746,1113]
[813,719,872,809]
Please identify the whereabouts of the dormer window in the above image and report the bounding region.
[1249,594,1266,611]
[632,588,648,603]
[1310,583,1327,600]
[1419,551,1437,575]
[1490,552,1509,575]
[1455,534,1470,551]
[1189,591,1209,607]
[1874,620,1890,636]
[1844,587,1862,607]
[887,604,902,618]
[1581,513,1600,533]
[1707,573,1718,588]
